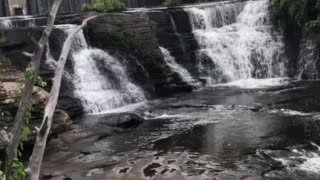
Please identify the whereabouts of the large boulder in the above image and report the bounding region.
[145,9,200,78]
[0,53,72,149]
[0,82,72,134]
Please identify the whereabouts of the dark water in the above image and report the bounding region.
[43,79,320,180]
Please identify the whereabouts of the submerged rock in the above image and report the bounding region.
[98,112,144,128]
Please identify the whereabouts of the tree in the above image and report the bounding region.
[4,0,63,177]
[26,15,97,180]
[0,0,96,178]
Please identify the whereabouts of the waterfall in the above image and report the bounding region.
[0,16,35,29]
[0,19,13,29]
[168,14,188,60]
[72,49,146,114]
[55,25,146,114]
[45,43,57,69]
[160,47,196,85]
[185,0,287,85]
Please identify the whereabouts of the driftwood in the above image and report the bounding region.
[4,0,63,176]
[26,15,97,180]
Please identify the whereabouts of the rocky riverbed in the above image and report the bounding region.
[40,79,320,180]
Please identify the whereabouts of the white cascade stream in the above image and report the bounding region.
[0,16,35,29]
[185,0,287,85]
[160,47,196,85]
[56,25,146,114]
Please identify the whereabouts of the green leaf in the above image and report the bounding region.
[21,126,31,142]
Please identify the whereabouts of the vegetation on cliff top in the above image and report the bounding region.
[164,0,208,7]
[82,0,126,12]
[273,0,320,32]
[164,0,182,6]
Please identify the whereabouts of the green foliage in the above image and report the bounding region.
[0,106,31,179]
[273,0,320,32]
[164,0,182,6]
[0,169,4,180]
[306,20,320,32]
[0,36,7,44]
[8,159,26,180]
[0,159,26,180]
[20,106,33,142]
[273,0,305,24]
[82,0,126,12]
[20,127,31,142]
[24,70,47,87]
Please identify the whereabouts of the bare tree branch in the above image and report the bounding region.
[4,0,63,177]
[26,15,97,180]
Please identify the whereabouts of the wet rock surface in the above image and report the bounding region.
[41,80,320,180]
[0,26,84,117]
[85,13,193,97]
[96,113,144,128]
[0,53,72,149]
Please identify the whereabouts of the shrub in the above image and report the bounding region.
[273,0,320,31]
[306,20,320,32]
[273,0,305,22]
[82,0,126,13]
[164,0,182,7]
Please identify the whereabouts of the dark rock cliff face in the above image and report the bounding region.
[0,10,195,119]
[278,24,320,80]
[61,12,193,97]
[86,13,193,96]
[273,15,302,77]
[142,9,200,78]
[271,1,320,80]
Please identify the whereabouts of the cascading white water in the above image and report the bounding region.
[0,19,13,29]
[0,16,35,29]
[267,142,320,174]
[160,47,196,85]
[72,49,146,114]
[55,25,146,114]
[185,0,287,85]
[45,43,57,69]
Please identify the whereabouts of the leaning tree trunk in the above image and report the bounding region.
[4,0,63,177]
[26,15,97,180]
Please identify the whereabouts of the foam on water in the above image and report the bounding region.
[269,108,313,116]
[213,78,289,89]
[269,143,320,174]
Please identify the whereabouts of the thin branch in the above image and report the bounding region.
[4,0,63,177]
[26,15,97,180]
